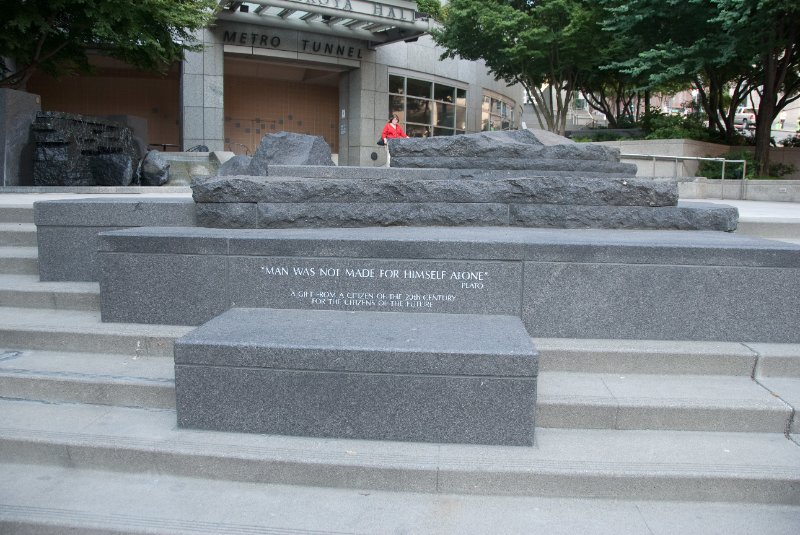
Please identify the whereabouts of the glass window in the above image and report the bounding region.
[435,103,455,127]
[434,83,455,103]
[389,75,405,94]
[389,95,405,117]
[405,124,431,138]
[406,78,432,98]
[455,106,467,130]
[406,97,432,124]
[389,74,467,137]
[456,88,467,106]
[481,93,516,131]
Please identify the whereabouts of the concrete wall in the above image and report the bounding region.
[594,139,800,181]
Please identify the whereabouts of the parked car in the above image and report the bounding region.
[735,107,756,129]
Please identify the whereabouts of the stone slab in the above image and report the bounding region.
[97,227,800,342]
[254,202,509,228]
[174,308,538,445]
[390,156,637,174]
[191,175,678,206]
[509,201,738,231]
[266,165,641,180]
[205,201,733,231]
[34,198,196,281]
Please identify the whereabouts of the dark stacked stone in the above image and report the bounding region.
[32,111,143,186]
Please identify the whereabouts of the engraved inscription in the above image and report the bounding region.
[233,258,521,315]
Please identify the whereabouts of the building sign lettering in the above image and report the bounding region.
[286,0,415,22]
[222,30,365,59]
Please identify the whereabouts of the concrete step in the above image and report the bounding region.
[0,246,37,275]
[737,220,800,242]
[0,307,192,356]
[538,371,794,433]
[758,377,800,434]
[534,337,758,375]
[0,274,99,310]
[0,222,37,246]
[1,398,798,503]
[0,348,174,409]
[0,204,33,223]
[1,348,793,433]
[755,343,800,378]
[3,463,800,535]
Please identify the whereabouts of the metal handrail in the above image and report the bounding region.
[620,153,748,200]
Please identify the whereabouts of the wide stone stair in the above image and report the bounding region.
[1,200,800,533]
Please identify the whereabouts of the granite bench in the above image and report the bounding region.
[173,308,539,446]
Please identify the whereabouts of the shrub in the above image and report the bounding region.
[697,149,797,179]
[779,134,800,148]
[697,150,752,179]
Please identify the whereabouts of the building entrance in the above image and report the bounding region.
[224,57,341,156]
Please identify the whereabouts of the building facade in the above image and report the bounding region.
[26,1,523,166]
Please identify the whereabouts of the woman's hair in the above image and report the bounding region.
[389,113,399,121]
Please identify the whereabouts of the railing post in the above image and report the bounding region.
[742,160,748,199]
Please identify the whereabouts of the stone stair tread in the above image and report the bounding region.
[534,337,759,375]
[1,397,798,503]
[0,307,192,356]
[0,222,36,231]
[0,306,191,337]
[538,371,791,432]
[3,464,800,535]
[540,371,790,408]
[0,347,175,409]
[0,223,37,246]
[0,273,99,293]
[0,348,173,380]
[0,275,99,310]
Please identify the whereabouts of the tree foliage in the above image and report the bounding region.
[0,0,217,90]
[713,0,800,175]
[601,0,800,174]
[433,0,601,135]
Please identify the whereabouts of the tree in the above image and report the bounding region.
[0,0,217,91]
[600,0,756,144]
[601,0,800,175]
[714,0,800,175]
[433,0,601,135]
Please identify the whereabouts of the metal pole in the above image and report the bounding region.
[742,160,748,199]
[721,160,726,200]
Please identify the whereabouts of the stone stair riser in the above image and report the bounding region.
[0,231,37,247]
[0,257,38,275]
[0,376,174,409]
[0,330,176,357]
[0,207,34,224]
[0,289,99,311]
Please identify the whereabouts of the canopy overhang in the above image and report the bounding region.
[216,1,433,47]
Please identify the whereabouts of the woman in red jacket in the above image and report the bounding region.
[381,113,408,166]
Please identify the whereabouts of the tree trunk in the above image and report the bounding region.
[754,50,779,177]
